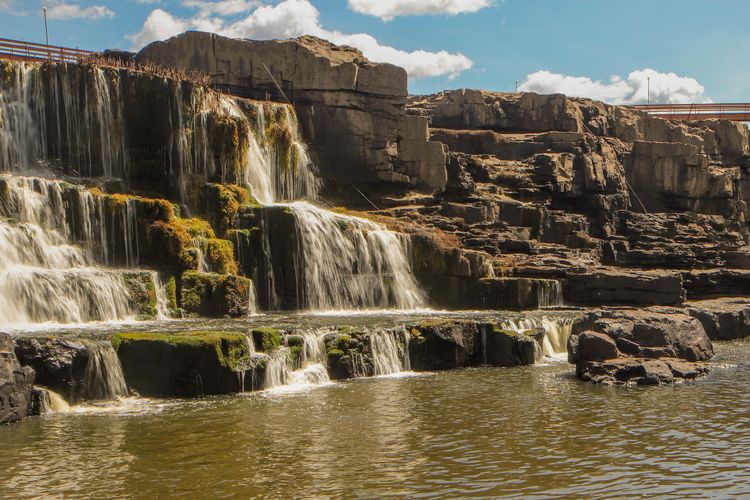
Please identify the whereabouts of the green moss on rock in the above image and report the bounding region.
[180,271,252,317]
[112,330,251,371]
[252,327,282,352]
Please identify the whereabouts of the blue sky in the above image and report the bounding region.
[1,0,747,103]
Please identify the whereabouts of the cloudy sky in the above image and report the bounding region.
[0,0,747,103]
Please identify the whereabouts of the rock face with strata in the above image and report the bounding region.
[568,309,714,385]
[138,32,447,190]
[0,334,35,424]
[402,89,750,310]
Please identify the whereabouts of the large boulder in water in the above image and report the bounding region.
[0,334,35,424]
[14,337,88,402]
[113,332,256,397]
[569,308,714,385]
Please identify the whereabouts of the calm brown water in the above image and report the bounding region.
[2,340,749,499]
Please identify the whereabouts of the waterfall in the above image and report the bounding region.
[371,329,411,376]
[241,103,321,204]
[263,330,331,390]
[537,280,564,308]
[81,341,129,400]
[499,316,574,358]
[257,202,425,311]
[0,173,174,325]
[0,62,127,177]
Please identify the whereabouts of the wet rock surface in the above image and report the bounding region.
[569,309,714,385]
[0,334,35,424]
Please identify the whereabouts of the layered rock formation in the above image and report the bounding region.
[138,32,447,190]
[400,89,750,311]
[569,309,714,385]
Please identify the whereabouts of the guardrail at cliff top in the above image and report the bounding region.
[633,103,750,122]
[0,37,95,64]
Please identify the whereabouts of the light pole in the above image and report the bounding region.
[647,76,650,106]
[43,7,50,59]
[515,80,519,93]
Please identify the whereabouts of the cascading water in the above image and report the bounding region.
[81,341,129,400]
[370,329,411,376]
[499,317,574,358]
[0,173,170,325]
[254,202,425,311]
[262,330,331,390]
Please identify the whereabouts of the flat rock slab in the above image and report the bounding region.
[578,357,712,386]
[687,297,750,340]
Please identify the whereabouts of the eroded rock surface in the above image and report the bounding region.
[568,309,714,385]
[0,334,35,424]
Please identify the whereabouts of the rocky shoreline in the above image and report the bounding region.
[2,31,750,423]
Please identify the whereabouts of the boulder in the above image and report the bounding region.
[113,332,255,397]
[478,326,541,366]
[0,334,35,424]
[180,271,253,317]
[568,330,619,363]
[577,357,711,385]
[569,308,714,385]
[687,298,750,340]
[14,337,88,402]
[408,321,478,370]
[572,308,713,362]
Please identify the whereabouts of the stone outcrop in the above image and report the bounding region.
[401,89,750,310]
[0,334,35,424]
[138,32,447,190]
[568,309,714,385]
[113,332,257,397]
[687,297,750,340]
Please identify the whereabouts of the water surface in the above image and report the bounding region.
[2,341,748,498]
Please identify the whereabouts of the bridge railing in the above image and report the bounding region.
[0,37,95,63]
[633,103,750,121]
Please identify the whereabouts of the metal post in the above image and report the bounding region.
[515,80,519,93]
[43,7,50,60]
[647,76,650,106]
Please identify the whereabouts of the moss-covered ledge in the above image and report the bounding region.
[112,331,256,397]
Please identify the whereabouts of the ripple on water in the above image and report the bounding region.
[1,342,750,498]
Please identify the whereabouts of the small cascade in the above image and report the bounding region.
[370,329,410,376]
[0,173,173,325]
[499,316,574,358]
[262,330,331,390]
[0,173,141,267]
[259,202,425,311]
[152,273,171,320]
[241,103,321,204]
[262,347,292,389]
[537,280,564,308]
[81,341,129,400]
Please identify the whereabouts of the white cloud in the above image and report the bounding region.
[182,0,259,17]
[136,0,161,4]
[128,0,473,80]
[43,1,115,20]
[347,0,492,21]
[0,0,13,10]
[519,69,710,105]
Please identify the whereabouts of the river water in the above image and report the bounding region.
[1,339,749,498]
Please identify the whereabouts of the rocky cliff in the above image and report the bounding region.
[137,32,447,190]
[397,89,750,309]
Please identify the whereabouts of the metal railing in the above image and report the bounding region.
[0,37,95,63]
[633,103,750,122]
